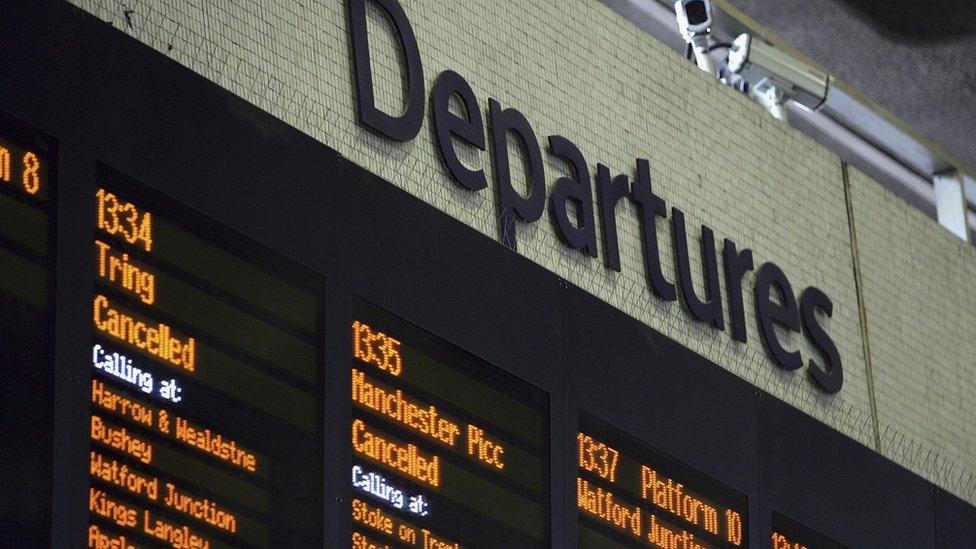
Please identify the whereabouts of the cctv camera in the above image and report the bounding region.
[726,33,831,118]
[675,0,713,42]
[675,0,715,73]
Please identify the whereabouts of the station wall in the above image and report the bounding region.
[65,0,975,504]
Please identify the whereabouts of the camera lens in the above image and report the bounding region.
[686,1,709,25]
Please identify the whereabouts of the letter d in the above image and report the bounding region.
[348,0,425,141]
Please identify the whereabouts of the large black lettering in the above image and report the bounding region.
[348,0,424,141]
[489,99,545,251]
[631,160,676,301]
[754,262,802,370]
[431,70,486,191]
[723,239,754,342]
[800,286,843,393]
[547,135,596,257]
[596,165,630,271]
[672,210,723,328]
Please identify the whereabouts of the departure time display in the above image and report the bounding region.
[578,413,748,548]
[87,167,324,548]
[350,300,550,548]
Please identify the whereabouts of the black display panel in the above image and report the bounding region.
[771,512,846,549]
[87,167,324,547]
[577,412,748,548]
[350,299,550,548]
[0,111,56,545]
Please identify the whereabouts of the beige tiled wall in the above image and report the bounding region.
[849,167,976,497]
[67,0,974,503]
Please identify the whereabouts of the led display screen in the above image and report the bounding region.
[350,299,550,548]
[771,512,846,549]
[578,412,748,548]
[87,167,324,547]
[0,113,56,544]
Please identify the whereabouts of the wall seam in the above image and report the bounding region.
[842,161,882,451]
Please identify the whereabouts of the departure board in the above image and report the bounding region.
[350,300,550,548]
[771,512,845,549]
[0,113,56,544]
[577,413,748,548]
[87,167,324,548]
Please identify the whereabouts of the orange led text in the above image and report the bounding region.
[352,419,440,488]
[90,414,153,464]
[92,379,154,428]
[352,368,460,446]
[88,524,140,549]
[96,188,153,252]
[0,146,42,195]
[172,415,257,473]
[353,320,402,376]
[89,487,138,528]
[162,482,237,534]
[352,531,390,549]
[90,450,237,534]
[141,509,212,549]
[93,294,196,372]
[352,499,430,547]
[21,151,40,195]
[641,465,719,535]
[421,528,461,549]
[0,146,8,182]
[90,450,159,500]
[647,514,707,549]
[352,498,394,536]
[577,477,642,537]
[467,423,505,470]
[578,432,620,483]
[96,240,156,304]
[772,532,809,549]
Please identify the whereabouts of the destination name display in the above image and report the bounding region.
[0,113,56,544]
[350,300,550,548]
[577,413,748,548]
[87,167,324,548]
[771,512,846,549]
